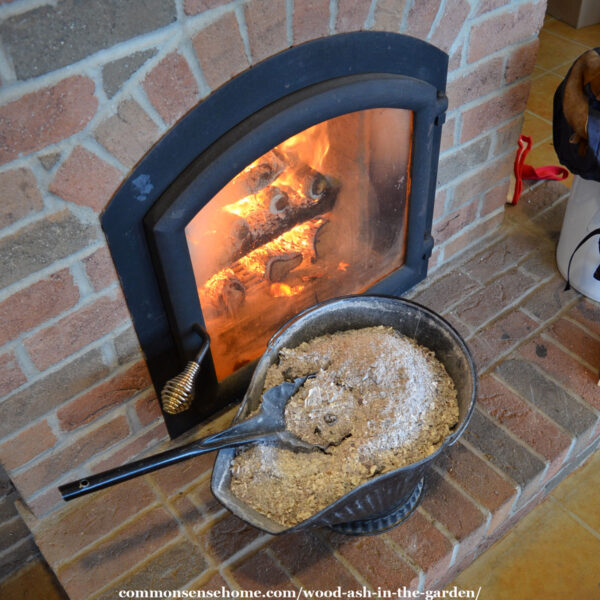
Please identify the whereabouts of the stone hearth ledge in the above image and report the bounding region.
[16,181,600,597]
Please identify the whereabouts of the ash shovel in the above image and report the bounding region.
[58,375,316,501]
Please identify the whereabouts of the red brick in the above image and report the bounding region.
[411,270,480,315]
[468,1,545,63]
[24,294,129,371]
[91,422,169,473]
[421,472,487,562]
[332,534,419,589]
[57,507,179,600]
[478,375,572,469]
[449,41,463,72]
[57,361,152,431]
[0,349,109,442]
[245,0,287,64]
[452,153,513,210]
[468,309,538,371]
[0,351,26,396]
[94,99,159,168]
[82,246,116,292]
[422,472,486,539]
[386,510,453,585]
[433,188,446,223]
[0,268,79,346]
[432,200,478,244]
[481,179,511,216]
[567,298,600,338]
[199,513,263,562]
[49,146,123,212]
[428,246,442,271]
[231,549,294,591]
[33,477,157,565]
[505,39,539,84]
[494,115,525,158]
[447,57,503,111]
[189,571,230,591]
[135,389,163,426]
[443,212,503,260]
[171,495,206,531]
[436,442,518,535]
[13,415,130,498]
[373,0,406,31]
[271,531,361,591]
[429,0,470,53]
[546,317,600,369]
[0,167,43,229]
[519,337,600,412]
[0,76,97,165]
[27,485,64,517]
[405,0,440,40]
[293,0,329,44]
[188,478,224,519]
[184,0,229,15]
[440,116,455,153]
[0,419,56,471]
[456,268,536,328]
[335,0,370,32]
[193,12,249,90]
[143,52,199,125]
[474,0,510,14]
[461,81,531,143]
[150,452,214,497]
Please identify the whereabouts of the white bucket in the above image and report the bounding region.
[556,175,600,302]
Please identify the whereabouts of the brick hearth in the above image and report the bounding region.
[12,180,599,596]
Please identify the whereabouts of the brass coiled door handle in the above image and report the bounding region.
[161,324,210,414]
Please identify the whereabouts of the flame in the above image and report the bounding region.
[198,120,333,305]
[280,122,330,171]
[270,283,305,297]
[337,261,349,271]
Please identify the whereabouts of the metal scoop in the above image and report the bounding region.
[59,375,317,501]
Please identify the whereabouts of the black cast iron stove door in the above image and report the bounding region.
[101,32,448,437]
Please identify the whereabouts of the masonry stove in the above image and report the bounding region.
[102,32,448,437]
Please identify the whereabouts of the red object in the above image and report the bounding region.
[510,134,569,205]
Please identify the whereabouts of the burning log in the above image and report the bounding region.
[292,164,335,200]
[266,252,303,282]
[201,218,327,306]
[227,150,286,198]
[201,269,246,318]
[223,168,340,259]
[266,187,290,214]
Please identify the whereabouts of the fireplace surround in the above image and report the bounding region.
[0,1,555,590]
[102,32,448,436]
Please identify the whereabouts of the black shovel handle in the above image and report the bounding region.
[58,415,274,501]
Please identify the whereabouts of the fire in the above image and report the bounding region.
[270,283,305,297]
[337,261,349,271]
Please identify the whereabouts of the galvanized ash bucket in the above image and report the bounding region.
[211,295,477,536]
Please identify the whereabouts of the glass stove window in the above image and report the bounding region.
[185,108,413,381]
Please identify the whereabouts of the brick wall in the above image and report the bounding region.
[0,0,547,521]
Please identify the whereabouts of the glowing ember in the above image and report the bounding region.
[270,283,305,297]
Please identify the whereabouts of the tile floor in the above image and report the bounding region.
[449,14,600,600]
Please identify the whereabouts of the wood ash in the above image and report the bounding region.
[230,326,458,527]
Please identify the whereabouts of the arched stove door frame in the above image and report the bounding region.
[102,32,448,437]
